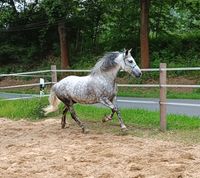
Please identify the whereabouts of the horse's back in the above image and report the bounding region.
[54,75,89,92]
[58,75,89,86]
[53,75,97,103]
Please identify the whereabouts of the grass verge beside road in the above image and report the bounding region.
[0,97,200,127]
[0,97,200,144]
[118,87,200,99]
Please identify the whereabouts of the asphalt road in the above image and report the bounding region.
[0,93,199,117]
[115,97,200,117]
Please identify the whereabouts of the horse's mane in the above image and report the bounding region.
[91,51,120,75]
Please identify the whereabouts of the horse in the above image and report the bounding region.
[43,49,142,133]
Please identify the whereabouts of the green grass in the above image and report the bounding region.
[0,97,199,130]
[118,87,200,99]
[0,98,200,143]
[0,97,49,120]
[74,105,200,130]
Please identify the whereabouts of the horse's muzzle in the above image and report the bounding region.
[132,70,142,78]
[136,72,142,78]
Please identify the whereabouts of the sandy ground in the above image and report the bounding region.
[0,118,200,178]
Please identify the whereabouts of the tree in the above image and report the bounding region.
[0,0,199,70]
[58,22,69,69]
[140,0,150,68]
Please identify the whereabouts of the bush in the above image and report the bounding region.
[150,32,200,68]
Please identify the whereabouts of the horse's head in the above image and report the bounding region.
[120,49,142,78]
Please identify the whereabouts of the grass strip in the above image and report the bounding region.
[1,98,200,143]
[0,98,199,131]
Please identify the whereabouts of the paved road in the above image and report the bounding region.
[115,97,200,117]
[0,93,200,117]
[0,92,39,99]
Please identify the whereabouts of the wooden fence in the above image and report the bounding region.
[1,64,200,131]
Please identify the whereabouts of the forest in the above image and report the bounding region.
[0,0,199,73]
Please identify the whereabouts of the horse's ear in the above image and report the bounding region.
[125,49,128,56]
[129,48,132,53]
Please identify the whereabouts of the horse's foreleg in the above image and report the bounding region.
[114,106,128,131]
[61,105,69,129]
[102,96,116,122]
[69,106,88,133]
[100,98,127,131]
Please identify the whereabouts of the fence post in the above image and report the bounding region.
[51,65,57,84]
[39,78,45,96]
[159,63,167,131]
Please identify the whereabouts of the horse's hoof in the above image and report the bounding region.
[121,126,128,132]
[65,123,70,128]
[102,115,112,122]
[61,123,70,129]
[82,128,89,134]
[102,118,106,122]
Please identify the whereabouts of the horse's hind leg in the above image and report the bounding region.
[69,105,88,133]
[61,105,69,129]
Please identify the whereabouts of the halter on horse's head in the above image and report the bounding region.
[115,49,142,78]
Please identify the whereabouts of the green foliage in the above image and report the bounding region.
[150,32,200,68]
[71,53,99,69]
[0,0,199,71]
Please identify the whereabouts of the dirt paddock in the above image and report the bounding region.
[0,118,200,178]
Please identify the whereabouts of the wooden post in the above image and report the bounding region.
[159,63,167,131]
[51,65,57,84]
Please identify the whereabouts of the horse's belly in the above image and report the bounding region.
[71,93,98,104]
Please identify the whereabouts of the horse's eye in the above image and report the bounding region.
[129,60,133,64]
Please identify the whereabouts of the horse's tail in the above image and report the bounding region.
[43,89,61,115]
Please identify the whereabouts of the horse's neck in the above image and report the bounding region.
[97,65,120,83]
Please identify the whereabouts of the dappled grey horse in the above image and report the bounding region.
[43,49,142,133]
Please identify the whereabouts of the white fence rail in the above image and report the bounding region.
[0,70,51,77]
[0,64,200,131]
[0,82,53,89]
[1,67,200,77]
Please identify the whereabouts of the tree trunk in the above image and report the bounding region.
[58,22,69,69]
[140,0,150,68]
